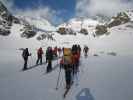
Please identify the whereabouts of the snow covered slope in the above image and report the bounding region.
[0,46,133,100]
[58,18,99,32]
[18,16,56,32]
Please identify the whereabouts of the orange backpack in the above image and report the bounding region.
[63,48,72,64]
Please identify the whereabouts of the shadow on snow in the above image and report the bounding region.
[76,88,94,100]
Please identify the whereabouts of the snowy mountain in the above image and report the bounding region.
[58,18,99,32]
[0,1,20,36]
[0,1,133,51]
[57,10,133,37]
[17,16,57,40]
[1,1,133,40]
[0,1,56,39]
[57,18,100,35]
[18,16,56,32]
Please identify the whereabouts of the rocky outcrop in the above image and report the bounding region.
[80,28,88,35]
[12,16,20,24]
[0,1,12,36]
[95,25,109,36]
[37,33,55,41]
[0,1,20,36]
[94,12,131,37]
[20,25,36,38]
[0,28,10,36]
[57,27,76,35]
[108,12,130,28]
[57,27,66,35]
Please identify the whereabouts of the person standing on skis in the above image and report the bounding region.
[46,47,53,73]
[36,47,43,65]
[53,46,58,57]
[45,47,49,63]
[63,48,73,89]
[22,48,31,70]
[72,48,80,76]
[77,45,81,56]
[83,46,89,56]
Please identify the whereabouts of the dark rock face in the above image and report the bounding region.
[20,25,36,38]
[21,30,36,38]
[37,34,47,41]
[80,28,88,35]
[95,25,108,36]
[0,1,21,36]
[0,28,10,36]
[57,27,76,35]
[36,33,55,41]
[94,12,130,37]
[108,12,130,28]
[0,1,20,36]
[0,1,36,38]
[57,27,67,35]
[12,16,20,24]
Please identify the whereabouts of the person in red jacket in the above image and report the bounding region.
[77,51,80,66]
[36,47,43,65]
[53,46,58,57]
[73,53,79,74]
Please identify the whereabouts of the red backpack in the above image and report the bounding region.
[38,48,43,55]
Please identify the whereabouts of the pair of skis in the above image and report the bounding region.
[62,71,80,98]
[63,82,73,98]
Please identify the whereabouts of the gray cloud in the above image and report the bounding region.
[16,6,55,21]
[76,0,133,17]
[0,0,63,25]
[15,6,64,25]
[0,0,14,10]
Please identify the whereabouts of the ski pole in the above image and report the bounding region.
[56,66,62,90]
[30,54,34,66]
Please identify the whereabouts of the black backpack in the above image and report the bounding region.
[22,49,27,58]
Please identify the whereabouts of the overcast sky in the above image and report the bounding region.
[0,0,133,25]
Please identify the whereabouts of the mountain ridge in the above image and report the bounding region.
[0,1,133,41]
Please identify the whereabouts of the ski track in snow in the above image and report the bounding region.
[0,52,133,100]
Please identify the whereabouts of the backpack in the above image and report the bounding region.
[63,48,72,64]
[84,47,89,53]
[47,48,53,60]
[22,49,27,58]
[38,48,43,56]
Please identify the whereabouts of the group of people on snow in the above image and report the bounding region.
[22,46,61,72]
[21,45,89,89]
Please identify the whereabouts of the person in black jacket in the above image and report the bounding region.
[46,47,53,72]
[22,48,31,70]
[83,46,89,57]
